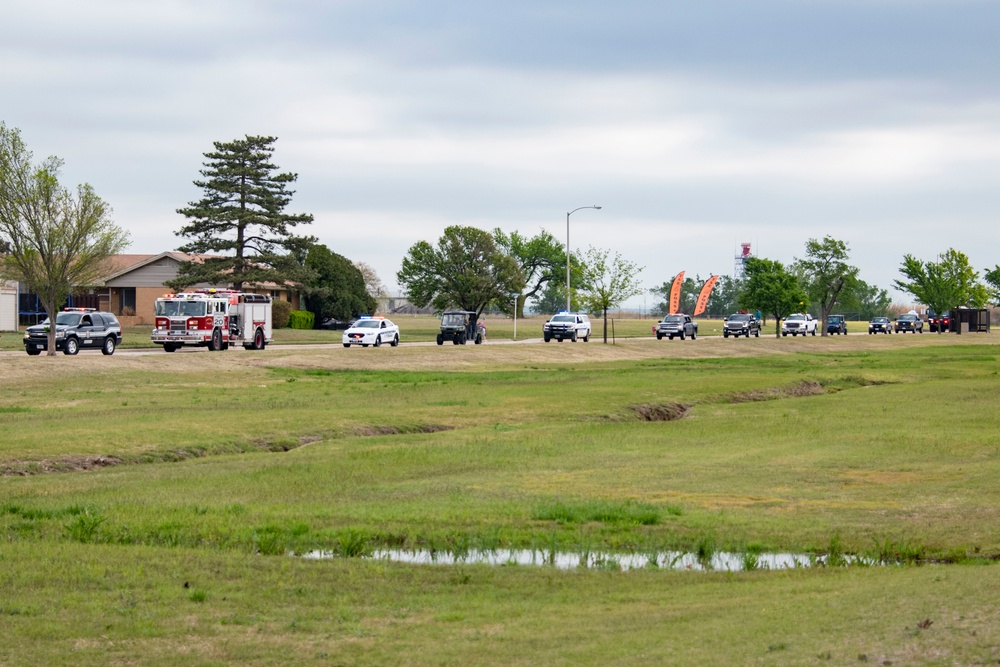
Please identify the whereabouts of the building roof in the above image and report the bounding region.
[98,252,296,291]
[98,252,208,282]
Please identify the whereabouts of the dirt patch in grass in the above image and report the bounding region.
[631,402,691,422]
[352,424,453,437]
[726,380,826,403]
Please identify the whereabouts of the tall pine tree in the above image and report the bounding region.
[170,135,315,291]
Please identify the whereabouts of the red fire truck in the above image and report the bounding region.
[151,290,272,352]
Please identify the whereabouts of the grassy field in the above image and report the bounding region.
[2,333,999,665]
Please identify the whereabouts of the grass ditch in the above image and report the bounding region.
[0,424,454,476]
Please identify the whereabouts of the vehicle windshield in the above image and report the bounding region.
[727,314,750,322]
[42,312,83,327]
[156,300,207,317]
[872,318,888,323]
[353,320,380,329]
[663,316,684,323]
[442,313,467,327]
[898,314,916,321]
[787,313,805,321]
[551,315,575,323]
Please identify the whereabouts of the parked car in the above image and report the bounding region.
[894,313,924,333]
[23,308,122,356]
[656,314,698,340]
[543,312,591,343]
[781,313,817,337]
[868,317,893,334]
[342,316,400,347]
[826,314,847,335]
[723,313,760,338]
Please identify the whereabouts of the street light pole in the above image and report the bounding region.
[566,205,602,312]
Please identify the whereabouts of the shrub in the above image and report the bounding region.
[287,310,315,330]
[271,299,292,328]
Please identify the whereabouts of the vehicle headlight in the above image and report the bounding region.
[56,331,65,338]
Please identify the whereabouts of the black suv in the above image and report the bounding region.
[723,313,760,338]
[23,309,123,356]
[826,314,847,335]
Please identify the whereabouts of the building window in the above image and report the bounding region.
[123,288,136,312]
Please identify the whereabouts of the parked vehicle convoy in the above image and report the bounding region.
[826,314,847,335]
[543,312,591,343]
[781,313,817,337]
[895,313,924,333]
[437,310,485,345]
[928,311,952,333]
[656,314,698,340]
[151,289,272,352]
[23,308,122,356]
[342,316,399,348]
[868,317,893,334]
[723,313,760,338]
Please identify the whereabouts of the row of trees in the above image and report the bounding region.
[396,225,644,342]
[733,239,996,337]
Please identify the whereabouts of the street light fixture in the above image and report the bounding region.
[566,205,601,311]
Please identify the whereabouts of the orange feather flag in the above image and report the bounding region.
[693,274,719,317]
[669,272,684,315]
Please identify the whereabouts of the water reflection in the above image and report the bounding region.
[301,548,870,571]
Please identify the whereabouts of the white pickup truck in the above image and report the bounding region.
[781,313,817,336]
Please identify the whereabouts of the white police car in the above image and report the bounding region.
[543,312,591,342]
[342,316,400,348]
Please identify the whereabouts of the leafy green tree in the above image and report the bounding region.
[793,236,859,336]
[937,249,991,309]
[397,226,525,327]
[303,244,376,322]
[170,135,315,291]
[0,123,130,355]
[493,228,570,317]
[577,246,644,343]
[531,280,570,315]
[706,275,743,318]
[894,249,990,331]
[985,265,1000,305]
[740,257,809,337]
[839,278,891,320]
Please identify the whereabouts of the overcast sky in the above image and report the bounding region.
[4,0,999,309]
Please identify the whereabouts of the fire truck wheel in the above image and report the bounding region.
[221,342,229,351]
[391,335,399,347]
[101,337,116,355]
[253,328,265,350]
[163,344,178,352]
[64,337,80,355]
[209,329,222,351]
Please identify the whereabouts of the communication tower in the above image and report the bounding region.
[734,242,752,279]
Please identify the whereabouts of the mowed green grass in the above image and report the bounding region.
[2,335,1000,665]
